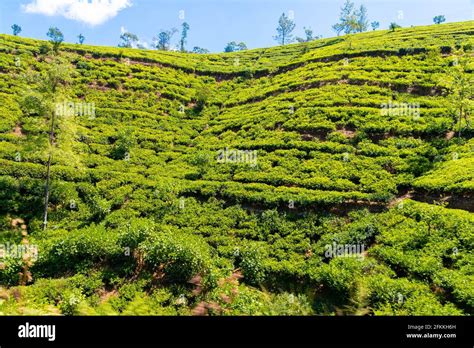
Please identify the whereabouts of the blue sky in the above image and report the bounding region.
[1,0,473,52]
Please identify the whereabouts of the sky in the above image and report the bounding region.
[0,0,473,52]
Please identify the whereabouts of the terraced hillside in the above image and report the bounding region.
[0,21,473,316]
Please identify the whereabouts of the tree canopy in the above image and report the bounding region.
[46,27,64,53]
[274,13,296,45]
[11,24,22,36]
[118,32,139,48]
[224,41,248,52]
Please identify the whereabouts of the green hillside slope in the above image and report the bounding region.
[0,21,473,316]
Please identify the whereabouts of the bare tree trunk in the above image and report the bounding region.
[42,111,56,231]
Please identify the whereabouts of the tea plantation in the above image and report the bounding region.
[0,21,472,315]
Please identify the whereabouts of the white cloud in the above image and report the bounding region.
[120,25,127,34]
[22,0,132,26]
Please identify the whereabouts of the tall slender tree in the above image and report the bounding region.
[274,13,296,45]
[355,5,368,32]
[38,58,73,230]
[332,0,357,35]
[179,22,190,52]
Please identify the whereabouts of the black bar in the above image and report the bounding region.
[0,316,472,347]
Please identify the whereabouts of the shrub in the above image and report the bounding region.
[59,288,85,315]
[76,60,92,70]
[433,270,474,313]
[111,129,135,160]
[34,226,121,275]
[38,43,50,55]
[19,92,46,116]
[236,243,267,286]
[309,257,362,300]
[0,257,23,286]
[141,227,215,284]
[367,275,463,315]
[117,218,156,250]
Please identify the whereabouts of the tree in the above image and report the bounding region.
[179,22,190,52]
[332,0,357,35]
[156,28,177,51]
[355,5,368,32]
[389,22,401,32]
[442,52,473,137]
[296,27,318,42]
[30,57,73,230]
[371,21,380,31]
[274,13,296,45]
[11,24,22,36]
[433,15,446,25]
[46,27,64,53]
[224,41,247,52]
[118,32,139,48]
[192,47,209,54]
[332,22,344,36]
[78,33,85,45]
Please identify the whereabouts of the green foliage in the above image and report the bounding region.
[433,270,474,313]
[433,15,446,25]
[111,128,135,160]
[46,27,64,53]
[59,288,86,315]
[309,257,363,300]
[11,24,21,36]
[235,243,267,285]
[34,226,121,275]
[118,32,139,48]
[156,29,178,51]
[141,227,215,284]
[117,218,156,250]
[367,275,463,315]
[192,47,210,54]
[0,257,23,286]
[0,21,472,316]
[224,42,248,53]
[274,13,296,45]
[389,23,401,32]
[227,287,314,315]
[332,1,368,35]
[19,92,46,116]
[179,22,190,52]
[38,43,50,55]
